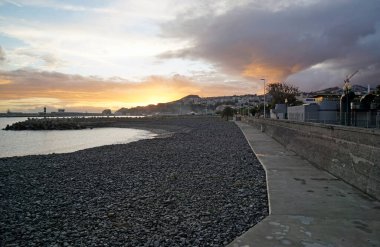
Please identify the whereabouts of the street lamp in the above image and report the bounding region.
[260,78,266,118]
[285,98,288,119]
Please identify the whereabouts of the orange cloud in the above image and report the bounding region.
[0,79,12,85]
[242,63,304,83]
[0,69,254,112]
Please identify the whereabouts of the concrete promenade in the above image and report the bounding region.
[228,122,380,247]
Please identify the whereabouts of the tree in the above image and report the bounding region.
[102,109,112,115]
[267,82,300,106]
[250,104,264,117]
[221,106,234,121]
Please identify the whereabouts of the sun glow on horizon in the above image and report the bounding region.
[0,70,203,112]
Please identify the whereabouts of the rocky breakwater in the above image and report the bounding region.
[0,116,268,246]
[3,118,86,130]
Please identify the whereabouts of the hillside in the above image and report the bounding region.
[115,84,376,115]
[115,95,207,115]
[309,84,371,95]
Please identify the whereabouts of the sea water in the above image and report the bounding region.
[0,117,156,158]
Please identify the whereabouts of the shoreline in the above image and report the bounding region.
[0,126,162,159]
[0,117,184,158]
[0,116,269,246]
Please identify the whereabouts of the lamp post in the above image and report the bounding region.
[260,79,266,118]
[285,98,288,119]
[343,81,351,125]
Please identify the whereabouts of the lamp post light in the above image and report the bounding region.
[260,79,266,118]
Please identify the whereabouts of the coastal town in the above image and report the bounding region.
[4,84,379,128]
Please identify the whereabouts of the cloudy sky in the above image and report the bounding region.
[1,0,379,112]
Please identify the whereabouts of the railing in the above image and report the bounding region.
[302,112,380,129]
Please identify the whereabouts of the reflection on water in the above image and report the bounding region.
[0,117,155,158]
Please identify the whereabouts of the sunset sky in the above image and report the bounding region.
[1,0,379,112]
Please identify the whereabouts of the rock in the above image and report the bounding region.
[0,116,268,246]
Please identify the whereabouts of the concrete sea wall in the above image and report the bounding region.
[243,117,380,200]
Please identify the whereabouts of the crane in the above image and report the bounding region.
[344,70,359,83]
[343,70,358,93]
[341,70,359,126]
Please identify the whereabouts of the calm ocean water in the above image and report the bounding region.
[0,117,156,158]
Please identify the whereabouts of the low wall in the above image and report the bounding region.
[243,117,380,200]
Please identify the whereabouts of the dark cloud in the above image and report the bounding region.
[160,0,380,90]
[0,46,5,62]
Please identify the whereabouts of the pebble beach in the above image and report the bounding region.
[0,116,268,246]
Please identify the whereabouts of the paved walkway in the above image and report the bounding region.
[228,122,380,247]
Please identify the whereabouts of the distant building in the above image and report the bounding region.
[284,93,341,123]
[58,109,65,113]
[286,91,380,127]
[351,93,380,128]
[288,104,319,122]
[270,104,287,119]
[303,98,317,104]
[318,99,339,124]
